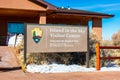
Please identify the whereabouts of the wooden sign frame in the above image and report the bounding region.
[24,23,89,67]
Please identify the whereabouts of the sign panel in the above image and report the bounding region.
[8,22,24,34]
[25,24,88,53]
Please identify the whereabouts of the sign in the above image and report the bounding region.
[8,22,24,34]
[31,28,43,43]
[25,24,88,53]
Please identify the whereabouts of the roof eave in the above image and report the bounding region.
[53,11,114,18]
[29,0,114,18]
[33,0,57,10]
[29,0,47,8]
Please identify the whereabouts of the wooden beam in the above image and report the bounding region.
[101,57,120,60]
[100,46,120,49]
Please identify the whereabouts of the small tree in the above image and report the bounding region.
[89,31,100,55]
[112,30,120,46]
[112,30,120,66]
[89,31,112,67]
[89,32,99,67]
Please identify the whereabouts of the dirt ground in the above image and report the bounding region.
[0,46,120,80]
[0,70,120,80]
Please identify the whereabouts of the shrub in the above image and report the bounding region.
[111,51,120,65]
[89,32,112,67]
[112,30,120,46]
[112,30,120,65]
[26,53,73,65]
[89,32,99,67]
[89,54,96,67]
[16,38,24,54]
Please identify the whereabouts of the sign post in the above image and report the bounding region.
[86,26,90,68]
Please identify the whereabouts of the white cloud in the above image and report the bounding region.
[101,7,120,12]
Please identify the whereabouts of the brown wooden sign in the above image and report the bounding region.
[25,24,88,53]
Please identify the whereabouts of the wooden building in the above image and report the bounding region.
[0,0,114,45]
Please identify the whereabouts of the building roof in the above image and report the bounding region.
[31,0,114,18]
[54,8,114,18]
[30,0,57,10]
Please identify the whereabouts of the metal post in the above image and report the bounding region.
[22,23,27,71]
[86,26,89,68]
[96,43,100,70]
[24,24,27,64]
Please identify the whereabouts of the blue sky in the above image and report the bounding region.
[45,0,120,40]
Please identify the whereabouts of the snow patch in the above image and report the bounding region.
[8,34,23,47]
[26,63,120,73]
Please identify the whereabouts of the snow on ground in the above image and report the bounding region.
[8,34,23,47]
[8,34,16,47]
[26,62,120,73]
